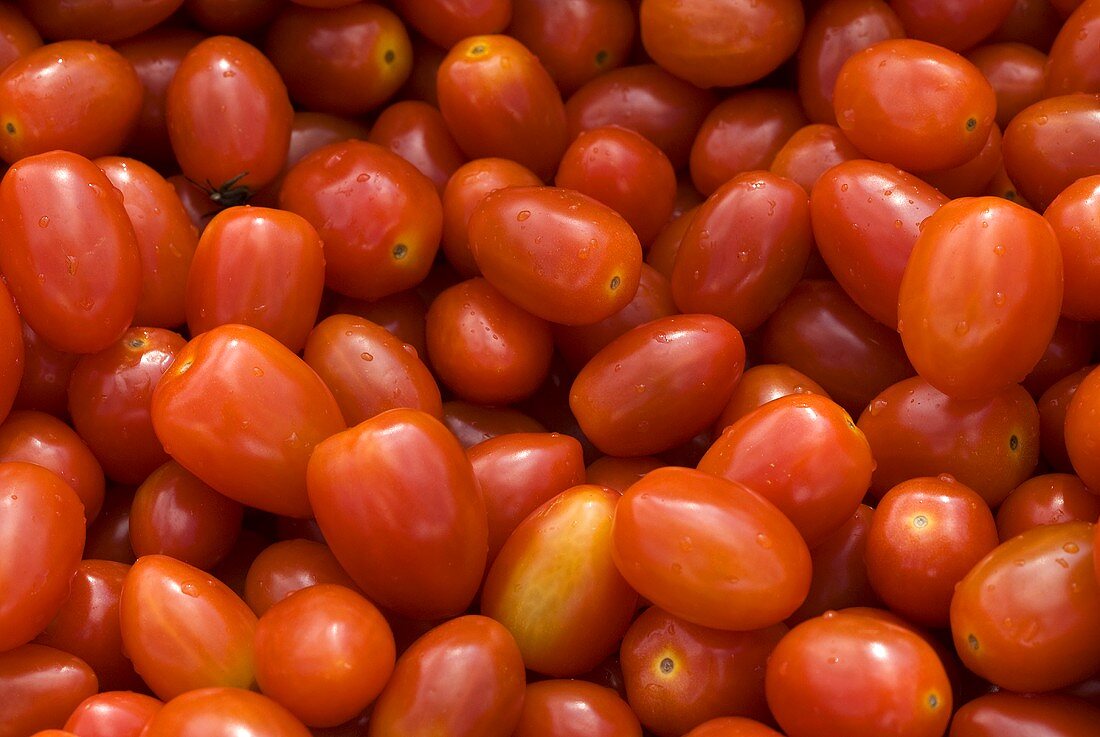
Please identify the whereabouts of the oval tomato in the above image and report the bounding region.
[512,679,641,737]
[140,688,309,737]
[243,539,358,617]
[0,644,97,737]
[63,691,162,737]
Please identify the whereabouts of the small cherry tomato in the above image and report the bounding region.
[788,504,880,624]
[0,4,39,72]
[243,539,358,617]
[0,645,97,737]
[713,364,827,432]
[1045,174,1100,320]
[368,100,465,193]
[891,0,1015,51]
[769,123,862,194]
[967,42,1048,128]
[63,691,162,737]
[1044,0,1100,96]
[996,473,1100,541]
[442,400,546,448]
[512,679,641,737]
[139,688,309,737]
[948,692,1100,737]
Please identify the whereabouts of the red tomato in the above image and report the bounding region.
[18,0,183,42]
[898,197,1062,400]
[185,206,325,352]
[254,585,395,727]
[482,484,638,676]
[280,140,442,301]
[612,467,811,631]
[391,0,512,49]
[1042,368,1091,473]
[769,123,862,194]
[63,691,163,737]
[0,151,141,354]
[585,456,663,492]
[368,100,466,193]
[833,39,996,172]
[1046,175,1100,320]
[967,43,1048,128]
[996,473,1100,541]
[243,539,358,616]
[68,327,184,485]
[951,521,1100,692]
[640,0,804,88]
[713,364,828,432]
[129,461,244,570]
[683,718,785,737]
[265,3,411,116]
[765,611,952,737]
[437,35,567,180]
[689,89,808,196]
[1022,317,1095,397]
[858,376,1039,506]
[119,555,257,700]
[919,123,1004,199]
[512,679,641,737]
[468,186,642,325]
[167,36,293,196]
[0,645,98,737]
[151,324,346,518]
[324,288,429,360]
[949,692,1100,737]
[891,0,1015,51]
[0,410,104,521]
[671,171,812,333]
[307,409,488,619]
[83,487,136,565]
[34,560,141,692]
[865,476,999,627]
[0,41,141,163]
[0,4,39,72]
[620,606,785,737]
[426,277,553,404]
[570,315,745,457]
[0,462,85,652]
[139,688,309,737]
[0,281,21,424]
[367,615,526,737]
[699,393,873,548]
[1044,0,1100,96]
[990,0,1063,48]
[442,400,546,448]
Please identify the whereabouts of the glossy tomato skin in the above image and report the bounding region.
[265,3,411,116]
[713,364,828,432]
[951,521,1100,692]
[10,321,74,419]
[858,376,1039,506]
[1062,366,1100,492]
[167,36,293,193]
[0,280,21,424]
[18,0,183,42]
[0,462,85,652]
[0,4,39,72]
[556,125,676,246]
[442,400,545,447]
[507,0,635,95]
[368,100,466,194]
[797,0,905,124]
[1045,175,1100,320]
[760,280,915,415]
[920,123,1004,199]
[426,278,553,405]
[1039,366,1091,472]
[151,324,346,518]
[68,327,184,485]
[565,64,717,171]
[788,504,881,623]
[1022,318,1095,398]
[967,43,1047,129]
[1002,93,1100,210]
[811,160,948,328]
[33,560,140,692]
[0,645,98,737]
[640,0,803,88]
[996,474,1100,541]
[898,197,1062,400]
[392,0,512,49]
[613,467,810,631]
[139,688,310,737]
[63,691,163,737]
[280,140,442,301]
[834,39,996,172]
[0,40,141,163]
[513,679,640,737]
[683,718,785,737]
[482,484,638,676]
[303,314,441,427]
[892,0,1015,51]
[96,156,199,329]
[307,409,488,620]
[949,692,1100,737]
[689,89,808,196]
[243,539,358,616]
[367,615,526,737]
[468,432,586,560]
[769,123,862,194]
[468,186,642,325]
[437,35,566,180]
[620,606,785,737]
[865,476,999,627]
[571,315,744,457]
[119,555,257,700]
[0,151,141,354]
[1044,0,1100,96]
[129,461,243,570]
[672,171,812,333]
[186,206,325,352]
[0,410,104,521]
[699,394,873,548]
[766,611,951,737]
[254,584,395,727]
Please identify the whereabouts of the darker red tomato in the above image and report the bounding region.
[1022,318,1095,398]
[1046,175,1100,320]
[919,124,1004,199]
[769,123,862,194]
[1039,367,1091,472]
[967,43,1048,129]
[83,486,136,565]
[1043,0,1100,96]
[683,718,785,737]
[612,467,810,631]
[243,539,358,617]
[570,315,745,457]
[891,0,1015,51]
[368,100,466,193]
[307,409,487,620]
[0,151,141,354]
[442,401,546,448]
[167,35,293,195]
[996,473,1100,541]
[949,692,1100,737]
[513,679,641,737]
[0,280,21,424]
[713,364,828,432]
[18,0,183,42]
[150,324,346,518]
[0,4,39,72]
[391,0,512,49]
[0,644,98,737]
[140,688,309,737]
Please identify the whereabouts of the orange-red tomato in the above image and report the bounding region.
[512,679,641,737]
[139,688,310,737]
[368,100,466,194]
[951,521,1100,692]
[243,539,358,617]
[391,0,512,49]
[0,644,98,737]
[18,0,183,42]
[63,691,163,737]
[891,0,1016,51]
[1041,368,1089,467]
[967,43,1048,129]
[0,4,39,72]
[482,484,638,676]
[1046,175,1100,320]
[713,364,828,432]
[612,467,811,631]
[996,473,1100,541]
[1063,365,1100,492]
[769,124,862,194]
[1044,0,1100,96]
[683,718,785,737]
[119,555,257,700]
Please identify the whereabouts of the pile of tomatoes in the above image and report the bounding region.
[1,0,1100,735]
